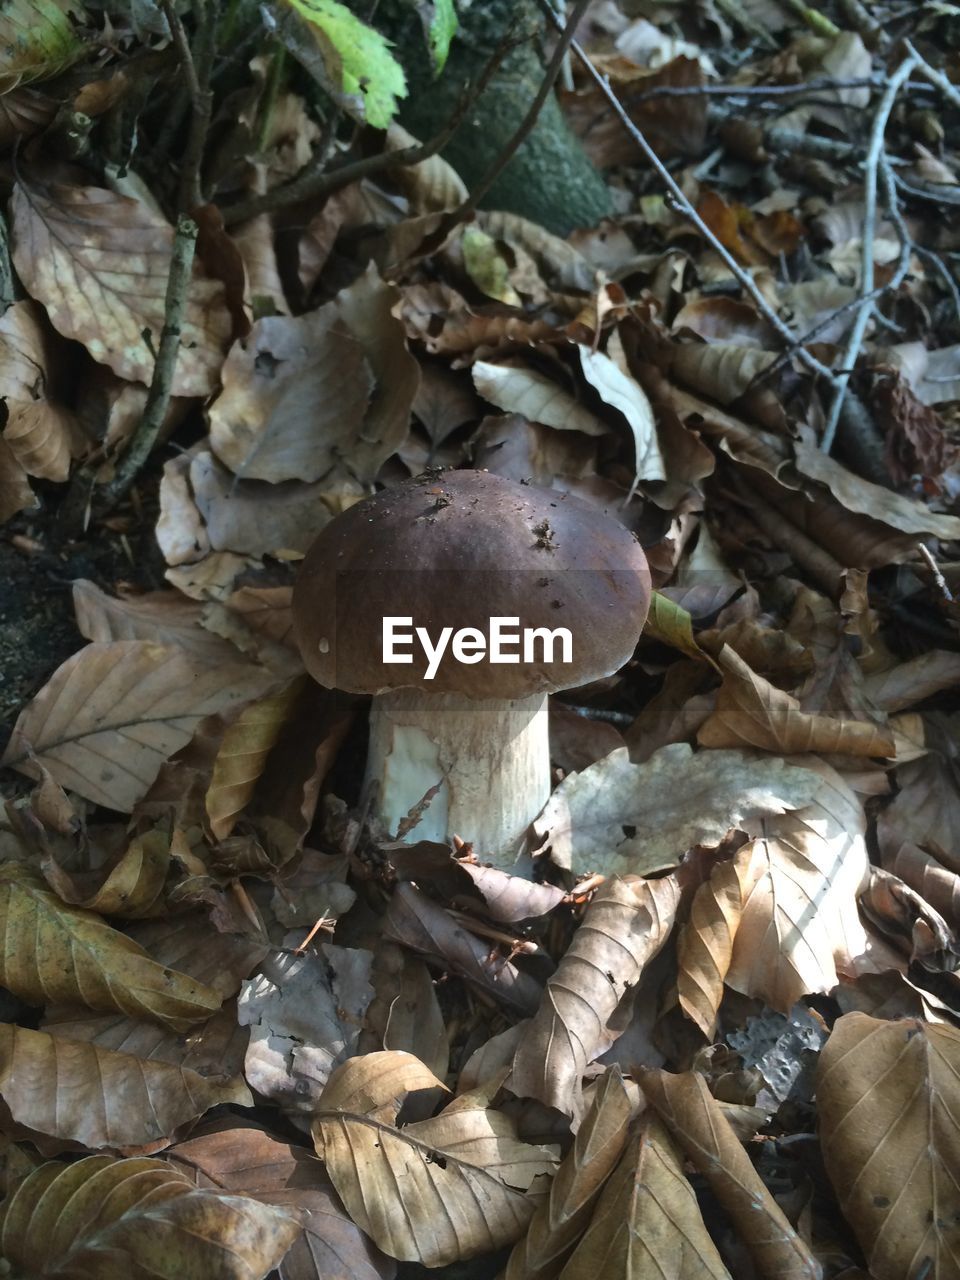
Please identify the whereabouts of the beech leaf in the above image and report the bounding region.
[0,1153,298,1279]
[1,640,275,811]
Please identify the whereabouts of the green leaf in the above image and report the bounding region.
[644,592,710,663]
[421,0,457,75]
[0,0,89,94]
[275,0,407,129]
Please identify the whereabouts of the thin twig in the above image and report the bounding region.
[535,0,836,385]
[102,216,199,505]
[906,41,960,111]
[160,0,213,210]
[918,543,956,605]
[441,0,592,230]
[821,54,918,454]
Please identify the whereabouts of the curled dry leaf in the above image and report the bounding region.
[818,1012,960,1280]
[725,760,871,1012]
[0,864,221,1029]
[504,1067,637,1280]
[534,743,824,877]
[314,1050,556,1267]
[640,1069,822,1280]
[0,1023,251,1151]
[11,179,230,396]
[697,645,894,758]
[577,344,665,485]
[0,434,34,522]
[509,876,679,1118]
[166,1119,397,1280]
[206,678,303,841]
[0,1153,299,1279]
[677,840,765,1038]
[41,828,170,918]
[3,399,81,481]
[558,1116,732,1280]
[1,640,276,811]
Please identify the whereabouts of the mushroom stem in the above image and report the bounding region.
[365,688,550,867]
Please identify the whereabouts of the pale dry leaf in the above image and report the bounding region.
[386,122,468,212]
[156,452,209,565]
[11,179,230,395]
[534,743,824,876]
[473,361,610,436]
[726,759,872,1011]
[208,311,373,483]
[314,1052,550,1267]
[164,550,255,601]
[877,737,960,874]
[505,1067,637,1280]
[0,1152,299,1279]
[0,298,54,399]
[818,1012,960,1280]
[510,876,679,1117]
[166,1119,397,1280]
[640,1070,821,1280]
[558,1117,732,1280]
[577,344,665,484]
[0,1023,251,1151]
[1,640,275,811]
[697,645,894,758]
[0,863,221,1029]
[72,579,243,666]
[885,842,960,927]
[238,944,375,1111]
[864,652,960,714]
[677,840,766,1038]
[206,679,303,840]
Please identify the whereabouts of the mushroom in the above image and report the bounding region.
[292,470,650,868]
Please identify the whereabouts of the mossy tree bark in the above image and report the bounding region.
[376,0,611,235]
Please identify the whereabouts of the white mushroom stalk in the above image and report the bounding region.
[367,688,549,861]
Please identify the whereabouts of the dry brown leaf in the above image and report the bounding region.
[0,863,221,1029]
[385,123,468,212]
[0,1022,251,1151]
[3,399,81,481]
[1,640,275,811]
[793,428,960,541]
[361,941,449,1078]
[313,1051,554,1267]
[0,1152,298,1278]
[640,1069,821,1279]
[72,578,243,666]
[123,912,268,1001]
[863,652,960,714]
[671,342,778,406]
[505,1067,638,1280]
[725,759,872,1011]
[697,645,894,757]
[677,841,766,1038]
[534,743,823,877]
[885,842,960,927]
[510,876,679,1117]
[558,1116,732,1280]
[877,731,960,873]
[208,311,373,482]
[41,828,169,918]
[206,678,302,840]
[382,882,543,1016]
[166,1119,397,1280]
[11,178,230,395]
[399,282,556,360]
[818,1012,960,1280]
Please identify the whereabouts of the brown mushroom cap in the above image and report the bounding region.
[292,469,651,698]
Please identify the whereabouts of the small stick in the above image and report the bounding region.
[821,54,918,454]
[918,543,955,605]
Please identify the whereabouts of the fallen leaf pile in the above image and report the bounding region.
[2,0,960,1277]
